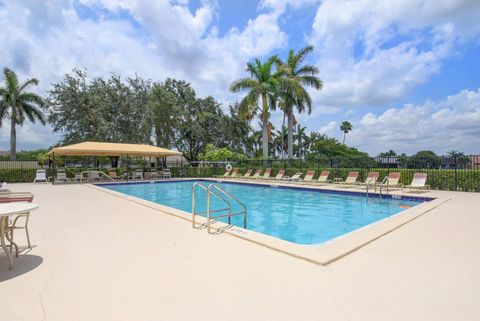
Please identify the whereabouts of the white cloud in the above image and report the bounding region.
[318,121,337,136]
[348,88,480,155]
[0,0,291,149]
[308,0,480,108]
[0,0,479,154]
[0,121,59,151]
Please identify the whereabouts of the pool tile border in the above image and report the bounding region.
[96,178,435,203]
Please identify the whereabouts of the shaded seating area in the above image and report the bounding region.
[47,141,182,184]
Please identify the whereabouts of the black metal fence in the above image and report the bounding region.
[1,156,479,192]
[231,155,480,192]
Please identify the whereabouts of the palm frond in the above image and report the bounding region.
[296,65,319,76]
[4,68,19,96]
[230,78,259,92]
[19,92,45,107]
[299,76,323,90]
[19,78,39,92]
[291,45,314,66]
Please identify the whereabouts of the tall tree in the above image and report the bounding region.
[0,68,46,160]
[340,121,352,144]
[274,46,323,159]
[47,69,152,145]
[274,126,288,158]
[294,125,307,159]
[230,58,278,161]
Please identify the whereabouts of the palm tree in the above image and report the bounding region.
[274,126,288,158]
[230,58,278,161]
[0,68,46,160]
[294,125,307,159]
[274,45,322,159]
[340,121,352,145]
[306,131,321,153]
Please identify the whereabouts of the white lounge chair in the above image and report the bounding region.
[260,168,271,180]
[55,170,68,183]
[334,171,359,187]
[356,172,379,188]
[247,169,263,179]
[133,169,144,180]
[240,169,253,179]
[224,168,239,179]
[269,169,285,180]
[34,169,47,183]
[214,169,231,178]
[87,171,101,181]
[283,172,303,182]
[108,170,120,180]
[311,171,332,185]
[404,173,430,193]
[0,182,11,193]
[298,170,315,184]
[377,172,401,191]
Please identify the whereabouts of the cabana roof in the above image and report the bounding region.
[48,141,183,157]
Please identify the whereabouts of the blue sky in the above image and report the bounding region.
[0,0,479,155]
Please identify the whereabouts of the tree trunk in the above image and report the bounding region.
[343,132,346,145]
[261,95,269,162]
[299,136,303,159]
[281,112,286,159]
[10,110,16,161]
[287,111,294,160]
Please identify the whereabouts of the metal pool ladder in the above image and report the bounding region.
[191,182,247,234]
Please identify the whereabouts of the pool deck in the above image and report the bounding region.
[1,181,480,320]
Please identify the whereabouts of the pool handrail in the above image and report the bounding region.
[192,182,232,228]
[192,182,247,234]
[79,170,117,184]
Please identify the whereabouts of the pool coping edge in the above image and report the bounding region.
[88,179,449,266]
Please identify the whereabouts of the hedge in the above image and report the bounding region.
[0,169,38,183]
[2,166,479,192]
[207,166,480,192]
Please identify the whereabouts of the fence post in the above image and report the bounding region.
[454,155,458,191]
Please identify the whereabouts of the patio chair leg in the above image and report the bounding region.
[1,218,13,269]
[5,229,18,257]
[9,228,14,253]
[25,226,31,249]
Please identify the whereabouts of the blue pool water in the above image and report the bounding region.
[102,180,424,245]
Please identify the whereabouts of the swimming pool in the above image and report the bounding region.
[101,180,427,245]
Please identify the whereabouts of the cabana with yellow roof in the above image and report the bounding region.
[48,141,183,182]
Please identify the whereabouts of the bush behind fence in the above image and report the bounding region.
[1,156,479,192]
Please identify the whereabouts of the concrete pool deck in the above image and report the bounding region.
[1,182,479,320]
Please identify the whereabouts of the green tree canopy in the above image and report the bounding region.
[378,150,397,157]
[198,144,248,161]
[409,150,441,168]
[306,132,368,158]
